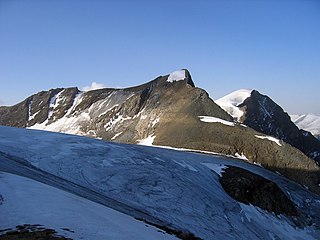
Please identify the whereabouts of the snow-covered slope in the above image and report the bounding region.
[0,126,319,240]
[0,172,177,240]
[291,114,320,139]
[215,89,252,121]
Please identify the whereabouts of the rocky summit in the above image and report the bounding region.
[217,89,320,164]
[237,90,320,163]
[0,69,319,194]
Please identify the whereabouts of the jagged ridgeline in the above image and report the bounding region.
[0,69,319,193]
[239,90,320,163]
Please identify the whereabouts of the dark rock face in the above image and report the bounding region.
[0,102,29,128]
[220,166,298,216]
[239,90,320,163]
[0,70,319,194]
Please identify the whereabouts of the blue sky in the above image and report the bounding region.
[0,0,319,114]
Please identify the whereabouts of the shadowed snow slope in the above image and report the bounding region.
[0,126,319,240]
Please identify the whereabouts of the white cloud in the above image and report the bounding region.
[81,82,107,92]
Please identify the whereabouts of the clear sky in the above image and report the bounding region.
[0,0,319,114]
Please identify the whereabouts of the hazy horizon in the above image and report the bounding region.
[0,0,319,115]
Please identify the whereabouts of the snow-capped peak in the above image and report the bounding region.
[215,89,252,121]
[167,70,186,83]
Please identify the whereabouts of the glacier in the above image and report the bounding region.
[0,126,319,239]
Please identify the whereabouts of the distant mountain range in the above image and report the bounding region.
[290,114,320,140]
[0,70,319,194]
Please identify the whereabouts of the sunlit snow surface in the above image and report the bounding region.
[215,89,252,121]
[0,126,319,240]
[0,172,177,240]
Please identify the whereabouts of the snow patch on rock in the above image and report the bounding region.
[199,116,235,126]
[235,153,249,161]
[255,135,282,146]
[137,134,155,146]
[29,93,86,134]
[111,132,123,140]
[48,90,66,120]
[151,117,160,128]
[104,114,132,132]
[167,70,186,83]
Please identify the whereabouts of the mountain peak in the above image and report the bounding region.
[216,88,320,163]
[166,69,195,87]
[1,75,320,194]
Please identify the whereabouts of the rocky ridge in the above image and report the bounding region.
[0,70,319,193]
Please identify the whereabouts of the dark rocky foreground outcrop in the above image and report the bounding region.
[219,166,298,216]
[0,224,72,240]
[238,90,320,163]
[0,70,319,194]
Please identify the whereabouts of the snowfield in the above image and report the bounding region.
[215,89,252,121]
[0,172,177,240]
[0,126,319,240]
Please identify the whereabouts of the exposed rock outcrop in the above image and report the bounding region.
[219,166,298,216]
